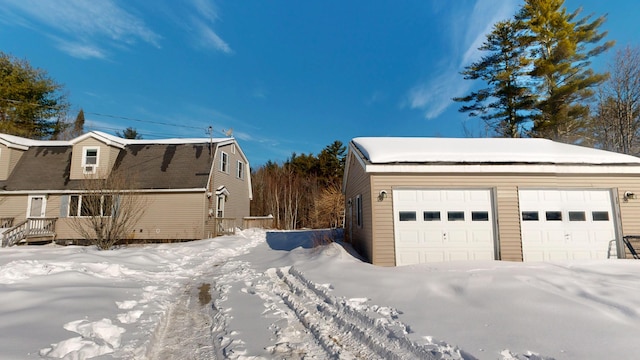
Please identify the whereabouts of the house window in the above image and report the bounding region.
[82,147,99,174]
[355,194,362,228]
[68,194,113,217]
[220,151,229,173]
[237,160,244,180]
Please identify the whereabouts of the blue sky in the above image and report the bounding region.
[1,0,639,166]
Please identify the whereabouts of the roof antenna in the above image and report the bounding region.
[207,126,213,157]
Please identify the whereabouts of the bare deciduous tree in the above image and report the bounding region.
[311,184,344,229]
[588,46,640,155]
[68,170,147,250]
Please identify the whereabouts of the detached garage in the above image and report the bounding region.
[342,137,640,266]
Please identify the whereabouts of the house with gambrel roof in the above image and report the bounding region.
[0,131,252,246]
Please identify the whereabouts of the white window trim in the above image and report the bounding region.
[81,146,99,174]
[26,194,47,218]
[237,160,244,180]
[216,194,226,218]
[220,151,229,173]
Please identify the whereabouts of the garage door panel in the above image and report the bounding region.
[397,251,420,265]
[519,189,617,261]
[394,189,496,265]
[425,253,446,262]
[447,230,469,243]
[472,230,492,243]
[397,230,419,244]
[448,252,470,261]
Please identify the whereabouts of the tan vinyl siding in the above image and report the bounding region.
[70,138,118,179]
[343,153,374,263]
[0,194,28,222]
[55,192,206,240]
[210,142,251,228]
[362,171,640,264]
[0,145,24,181]
[370,176,395,266]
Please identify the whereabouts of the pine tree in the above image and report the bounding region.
[0,52,70,139]
[517,0,614,140]
[73,109,85,137]
[454,20,535,137]
[116,127,142,139]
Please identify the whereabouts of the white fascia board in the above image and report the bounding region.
[70,132,126,149]
[0,188,207,195]
[0,139,28,150]
[342,142,369,193]
[364,163,640,175]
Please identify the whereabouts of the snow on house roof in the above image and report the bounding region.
[74,131,233,146]
[352,137,640,165]
[0,131,233,150]
[0,133,68,149]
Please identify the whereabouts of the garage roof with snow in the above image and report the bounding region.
[352,137,640,165]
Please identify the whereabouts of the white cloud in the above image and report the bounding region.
[194,20,233,54]
[55,40,107,60]
[191,0,219,22]
[0,0,160,59]
[406,0,520,120]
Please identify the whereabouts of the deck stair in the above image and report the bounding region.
[1,218,57,247]
[623,236,640,259]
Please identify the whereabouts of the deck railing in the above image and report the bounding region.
[1,217,57,247]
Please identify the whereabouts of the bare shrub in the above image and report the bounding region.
[68,170,147,250]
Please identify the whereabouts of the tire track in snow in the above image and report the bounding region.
[271,266,457,360]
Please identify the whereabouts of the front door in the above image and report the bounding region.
[28,195,46,218]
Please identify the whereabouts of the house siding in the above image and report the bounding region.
[210,143,251,228]
[54,192,206,241]
[0,194,28,222]
[360,171,640,265]
[0,145,24,181]
[343,153,374,263]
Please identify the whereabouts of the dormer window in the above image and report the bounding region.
[82,147,99,174]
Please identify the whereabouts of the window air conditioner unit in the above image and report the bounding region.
[84,165,95,173]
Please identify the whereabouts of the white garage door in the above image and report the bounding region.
[519,189,617,261]
[393,189,496,265]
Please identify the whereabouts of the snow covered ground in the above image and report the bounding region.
[1,229,639,359]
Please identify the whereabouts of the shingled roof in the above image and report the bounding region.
[111,142,214,189]
[0,137,222,191]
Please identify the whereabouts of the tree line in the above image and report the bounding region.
[455,0,640,155]
[251,141,346,230]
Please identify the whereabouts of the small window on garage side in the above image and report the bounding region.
[448,211,465,221]
[546,211,562,221]
[569,211,586,221]
[399,211,416,221]
[423,211,441,221]
[472,211,489,221]
[592,211,610,221]
[355,195,363,228]
[522,211,539,221]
